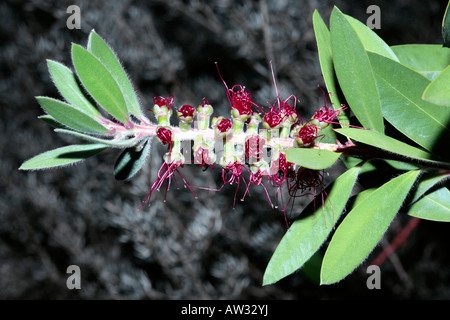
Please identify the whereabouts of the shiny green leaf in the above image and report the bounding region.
[422,65,450,107]
[286,148,341,170]
[313,10,349,126]
[335,127,447,165]
[408,185,450,222]
[408,170,449,204]
[19,144,108,170]
[344,14,398,61]
[390,44,450,81]
[330,7,384,133]
[36,97,108,134]
[367,51,450,153]
[72,44,129,123]
[263,165,361,286]
[321,170,420,284]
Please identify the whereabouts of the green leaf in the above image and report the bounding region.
[343,14,398,61]
[36,97,109,134]
[38,115,67,129]
[71,44,129,123]
[19,144,108,170]
[263,165,361,286]
[443,0,450,47]
[408,170,449,204]
[87,30,144,119]
[422,64,450,107]
[47,60,102,117]
[335,127,446,165]
[286,148,341,170]
[114,140,151,180]
[367,51,450,153]
[320,170,420,284]
[55,128,137,147]
[313,10,349,126]
[408,185,450,222]
[330,7,384,133]
[390,45,450,81]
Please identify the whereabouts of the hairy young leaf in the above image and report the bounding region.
[19,144,108,170]
[422,65,450,107]
[367,51,450,154]
[408,185,450,222]
[36,97,108,134]
[72,44,129,123]
[390,44,450,81]
[312,10,349,126]
[286,148,341,170]
[114,140,151,180]
[38,115,68,129]
[55,128,137,148]
[47,60,102,117]
[263,165,361,286]
[320,170,420,284]
[87,30,144,119]
[330,7,384,133]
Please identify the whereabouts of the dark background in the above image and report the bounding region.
[1,0,450,299]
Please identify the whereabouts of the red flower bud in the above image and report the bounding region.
[156,127,172,145]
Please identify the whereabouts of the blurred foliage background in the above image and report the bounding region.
[1,0,450,299]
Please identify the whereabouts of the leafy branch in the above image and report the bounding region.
[20,4,450,286]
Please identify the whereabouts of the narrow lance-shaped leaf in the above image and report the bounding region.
[114,140,151,180]
[286,148,341,170]
[408,170,450,205]
[367,51,450,155]
[36,97,109,134]
[320,170,420,285]
[87,30,144,119]
[47,60,102,117]
[55,128,138,148]
[19,144,108,170]
[407,185,450,222]
[422,64,450,107]
[38,115,68,130]
[263,164,362,286]
[312,10,349,126]
[344,14,398,61]
[330,7,384,133]
[335,127,448,166]
[390,44,450,81]
[71,44,129,124]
